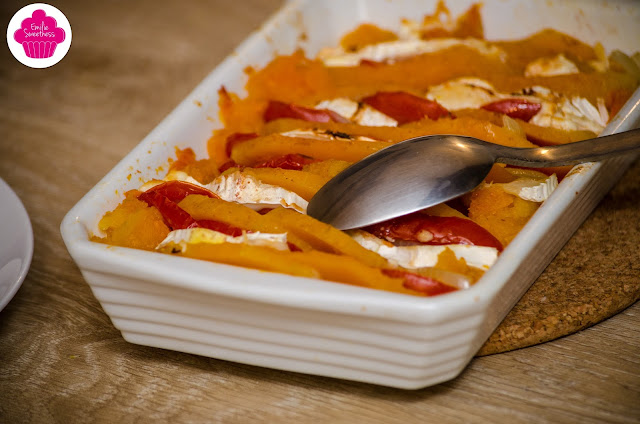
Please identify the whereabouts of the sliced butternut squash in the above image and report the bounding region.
[266,208,389,268]
[177,243,319,278]
[241,168,330,201]
[178,195,314,251]
[93,191,170,250]
[230,133,393,166]
[468,184,539,246]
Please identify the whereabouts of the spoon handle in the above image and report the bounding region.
[493,128,640,168]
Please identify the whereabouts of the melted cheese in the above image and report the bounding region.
[353,105,398,127]
[141,170,307,213]
[318,38,506,67]
[426,78,608,133]
[209,171,308,213]
[137,170,200,192]
[530,94,608,133]
[349,230,498,270]
[397,18,424,41]
[398,16,456,41]
[524,54,579,77]
[316,98,359,120]
[315,98,398,127]
[500,174,558,202]
[157,228,289,252]
[426,77,499,110]
[280,128,377,142]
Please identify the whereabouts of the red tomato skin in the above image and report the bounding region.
[138,190,197,230]
[263,100,350,123]
[196,219,244,237]
[361,91,451,124]
[225,132,258,157]
[143,180,218,203]
[254,153,315,170]
[481,98,542,122]
[382,269,457,296]
[287,242,303,252]
[359,59,383,67]
[365,213,503,251]
[139,183,243,236]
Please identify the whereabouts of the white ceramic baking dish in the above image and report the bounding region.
[61,0,640,389]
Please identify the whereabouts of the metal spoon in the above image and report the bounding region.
[307,128,640,230]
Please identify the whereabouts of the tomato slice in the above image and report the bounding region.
[365,212,503,251]
[481,98,541,122]
[263,100,350,123]
[225,132,258,157]
[361,91,451,124]
[287,242,303,252]
[143,180,218,203]
[196,219,244,237]
[254,153,315,170]
[382,269,457,296]
[139,183,244,236]
[139,189,197,230]
[359,59,383,67]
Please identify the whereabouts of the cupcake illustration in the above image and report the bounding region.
[13,9,66,59]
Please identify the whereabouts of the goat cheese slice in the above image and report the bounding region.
[315,98,398,127]
[318,38,506,67]
[138,170,201,192]
[316,98,360,120]
[524,54,579,77]
[280,128,378,142]
[208,171,308,213]
[353,105,398,127]
[157,228,289,252]
[142,170,307,213]
[426,77,501,110]
[316,97,398,127]
[500,174,559,202]
[426,78,608,133]
[349,230,498,270]
[530,95,608,134]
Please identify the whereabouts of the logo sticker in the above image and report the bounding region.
[7,3,72,68]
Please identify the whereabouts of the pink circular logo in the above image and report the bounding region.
[7,3,72,68]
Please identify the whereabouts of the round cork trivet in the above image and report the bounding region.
[477,158,640,356]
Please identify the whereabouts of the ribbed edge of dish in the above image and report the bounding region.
[122,332,464,389]
[84,269,484,389]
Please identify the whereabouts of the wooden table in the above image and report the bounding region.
[1,1,638,422]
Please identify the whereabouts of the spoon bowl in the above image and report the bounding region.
[307,129,640,230]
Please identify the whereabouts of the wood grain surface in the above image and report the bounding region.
[0,1,638,423]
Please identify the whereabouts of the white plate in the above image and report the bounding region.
[60,0,640,389]
[0,178,33,312]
